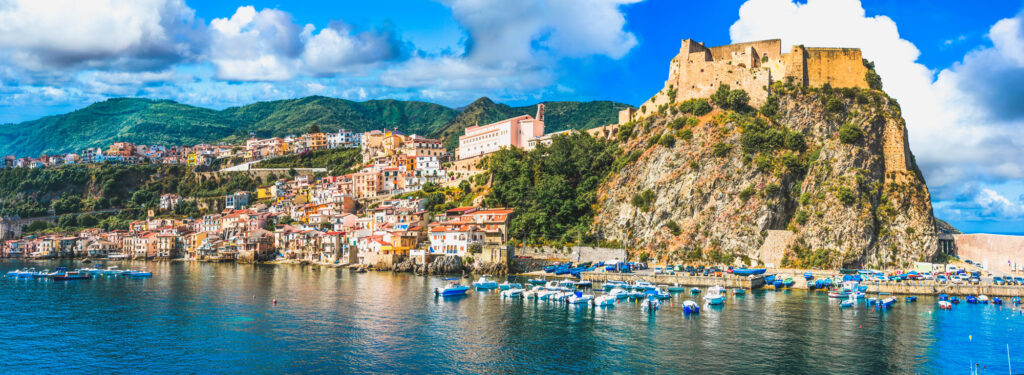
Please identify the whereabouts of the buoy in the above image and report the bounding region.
[273,299,278,304]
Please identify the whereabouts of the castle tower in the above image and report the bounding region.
[535,103,545,122]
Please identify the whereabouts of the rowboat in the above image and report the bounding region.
[682,300,700,315]
[732,268,767,276]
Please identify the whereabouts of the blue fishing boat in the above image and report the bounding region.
[667,284,688,293]
[803,272,814,280]
[732,268,767,276]
[950,296,960,304]
[434,279,470,296]
[763,275,776,284]
[129,271,152,278]
[773,280,784,289]
[905,296,917,302]
[704,286,726,305]
[965,295,978,304]
[938,294,949,301]
[783,278,795,287]
[529,278,547,286]
[690,287,701,295]
[733,288,746,295]
[682,300,700,315]
[992,297,1003,305]
[1013,296,1021,305]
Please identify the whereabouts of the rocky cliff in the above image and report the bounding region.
[592,85,937,269]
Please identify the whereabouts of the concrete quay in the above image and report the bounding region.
[581,271,765,289]
[859,281,1024,297]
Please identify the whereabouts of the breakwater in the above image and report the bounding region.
[581,271,765,289]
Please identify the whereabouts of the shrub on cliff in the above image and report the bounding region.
[711,84,750,111]
[839,123,864,144]
[677,98,712,116]
[631,189,656,211]
[864,59,883,90]
[759,94,779,117]
[664,220,681,236]
[837,186,857,205]
[713,142,732,157]
[658,133,676,148]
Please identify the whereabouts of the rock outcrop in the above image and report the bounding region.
[423,256,466,275]
[592,85,937,269]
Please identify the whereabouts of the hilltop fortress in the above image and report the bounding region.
[622,38,870,123]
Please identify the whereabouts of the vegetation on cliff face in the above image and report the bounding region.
[591,82,937,269]
[481,131,620,245]
[0,96,629,157]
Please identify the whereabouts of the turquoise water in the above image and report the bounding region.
[2,260,1023,374]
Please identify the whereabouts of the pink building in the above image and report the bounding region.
[457,104,545,160]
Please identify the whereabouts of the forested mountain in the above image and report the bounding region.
[0,96,631,157]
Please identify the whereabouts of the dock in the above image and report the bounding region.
[581,271,765,289]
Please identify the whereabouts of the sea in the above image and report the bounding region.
[1,260,1022,374]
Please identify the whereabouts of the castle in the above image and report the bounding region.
[622,38,870,123]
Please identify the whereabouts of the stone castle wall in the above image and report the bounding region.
[625,38,869,124]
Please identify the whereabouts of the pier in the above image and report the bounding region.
[581,271,765,289]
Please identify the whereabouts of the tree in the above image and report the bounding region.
[310,124,321,133]
[760,94,779,116]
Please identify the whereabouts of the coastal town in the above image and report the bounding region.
[0,105,573,269]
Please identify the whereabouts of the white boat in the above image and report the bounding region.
[704,285,726,305]
[592,295,616,307]
[840,294,856,308]
[498,282,514,290]
[567,292,594,304]
[682,300,700,315]
[523,286,544,299]
[978,295,990,303]
[544,281,568,291]
[473,276,498,290]
[641,296,661,312]
[501,288,525,298]
[938,300,953,310]
[608,287,628,299]
[538,290,559,300]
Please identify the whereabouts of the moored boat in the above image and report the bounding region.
[501,288,525,298]
[732,268,767,276]
[690,287,701,295]
[938,300,953,310]
[978,295,990,304]
[733,288,745,295]
[1013,296,1021,305]
[529,278,547,286]
[592,295,616,307]
[667,284,687,293]
[567,292,594,305]
[803,272,814,280]
[992,297,1003,305]
[608,287,628,300]
[434,279,470,296]
[704,286,726,305]
[682,300,700,315]
[473,276,499,290]
[641,295,661,312]
[52,271,90,281]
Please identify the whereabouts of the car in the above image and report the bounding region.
[969,277,981,285]
[965,260,973,265]
[936,275,948,284]
[920,273,934,280]
[993,276,1005,285]
[1016,277,1024,285]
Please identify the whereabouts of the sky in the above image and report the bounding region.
[0,0,1022,234]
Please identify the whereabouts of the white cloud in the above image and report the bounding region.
[444,0,640,67]
[0,0,204,72]
[208,6,403,81]
[730,0,1024,226]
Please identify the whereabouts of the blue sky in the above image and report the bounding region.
[0,0,1023,234]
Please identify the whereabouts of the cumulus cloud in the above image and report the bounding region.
[445,0,639,66]
[730,0,1024,226]
[208,6,404,81]
[0,0,205,72]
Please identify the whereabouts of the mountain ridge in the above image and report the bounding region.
[0,96,631,157]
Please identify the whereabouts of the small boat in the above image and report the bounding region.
[773,280,784,289]
[529,278,547,285]
[560,279,577,288]
[878,297,896,308]
[733,288,746,295]
[498,282,514,290]
[641,296,661,312]
[523,286,543,299]
[473,276,499,290]
[803,272,814,280]
[732,268,767,276]
[950,296,961,304]
[647,286,672,300]
[682,300,700,315]
[667,284,688,293]
[52,271,90,281]
[938,300,953,310]
[905,296,918,303]
[840,295,856,308]
[704,285,726,305]
[1013,296,1021,305]
[567,292,594,305]
[783,277,795,287]
[627,290,645,300]
[938,294,949,301]
[608,287,629,300]
[501,288,525,298]
[690,287,701,295]
[992,297,1003,305]
[978,295,990,304]
[537,290,559,300]
[602,281,626,291]
[575,280,593,289]
[434,279,470,296]
[592,295,616,307]
[763,275,776,284]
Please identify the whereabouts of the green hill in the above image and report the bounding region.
[0,95,631,157]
